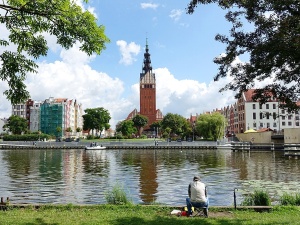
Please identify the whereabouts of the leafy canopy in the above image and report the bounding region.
[83,107,111,136]
[195,112,225,141]
[187,0,300,111]
[160,113,190,138]
[0,0,110,104]
[116,120,137,138]
[3,115,28,135]
[132,114,148,136]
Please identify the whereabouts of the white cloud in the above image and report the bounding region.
[169,9,183,22]
[141,3,159,9]
[116,40,141,65]
[0,51,239,129]
[153,68,236,117]
[0,43,134,128]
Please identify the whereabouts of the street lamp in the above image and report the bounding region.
[192,121,195,142]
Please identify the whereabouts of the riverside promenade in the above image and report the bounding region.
[0,140,218,150]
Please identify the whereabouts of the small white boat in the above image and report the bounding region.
[85,145,106,150]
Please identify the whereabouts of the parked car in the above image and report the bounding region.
[64,138,72,142]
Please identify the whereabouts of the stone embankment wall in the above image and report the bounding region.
[236,128,300,144]
[284,128,300,144]
[236,132,272,143]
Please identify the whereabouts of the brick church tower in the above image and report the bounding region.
[126,39,163,132]
[139,39,157,127]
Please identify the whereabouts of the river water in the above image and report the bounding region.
[0,148,300,206]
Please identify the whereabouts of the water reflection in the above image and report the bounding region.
[0,148,300,206]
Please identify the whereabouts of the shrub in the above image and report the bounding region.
[280,193,296,206]
[241,189,271,206]
[280,192,300,206]
[105,183,132,205]
[3,134,50,141]
[87,135,95,140]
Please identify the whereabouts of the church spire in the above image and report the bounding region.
[141,38,152,75]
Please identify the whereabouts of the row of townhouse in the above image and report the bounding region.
[11,97,83,137]
[217,89,300,136]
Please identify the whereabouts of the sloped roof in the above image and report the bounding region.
[243,89,256,102]
[257,127,273,132]
[55,98,68,103]
[126,108,139,120]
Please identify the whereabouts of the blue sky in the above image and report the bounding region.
[1,1,267,128]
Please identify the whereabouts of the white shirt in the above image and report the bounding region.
[189,181,207,203]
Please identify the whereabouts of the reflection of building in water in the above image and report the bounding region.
[62,150,84,200]
[121,150,158,203]
[139,152,158,203]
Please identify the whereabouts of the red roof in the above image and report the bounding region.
[257,128,273,132]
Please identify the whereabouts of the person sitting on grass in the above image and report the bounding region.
[186,176,209,217]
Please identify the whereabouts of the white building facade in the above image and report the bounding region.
[29,101,42,132]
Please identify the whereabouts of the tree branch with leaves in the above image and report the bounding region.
[0,0,110,104]
[187,0,300,111]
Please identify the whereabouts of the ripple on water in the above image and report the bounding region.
[1,149,300,205]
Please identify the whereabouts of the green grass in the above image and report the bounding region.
[1,205,300,225]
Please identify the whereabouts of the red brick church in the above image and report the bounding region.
[127,39,163,131]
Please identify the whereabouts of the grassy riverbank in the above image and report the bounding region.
[1,205,300,225]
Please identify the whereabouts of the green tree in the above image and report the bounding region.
[150,121,161,137]
[160,113,190,138]
[56,127,62,137]
[163,127,172,139]
[0,0,110,105]
[83,107,111,137]
[65,127,72,137]
[187,1,300,111]
[132,114,148,137]
[65,127,72,133]
[3,115,28,135]
[195,112,225,141]
[116,120,137,138]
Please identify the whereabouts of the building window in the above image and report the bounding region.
[273,104,276,109]
[252,104,256,109]
[288,115,292,120]
[260,123,263,127]
[266,113,270,119]
[266,104,269,109]
[267,122,270,128]
[259,104,262,109]
[253,122,256,128]
[273,112,277,120]
[273,122,277,127]
[288,122,292,126]
[281,109,285,114]
[296,122,299,126]
[281,116,285,120]
[260,113,263,119]
[282,121,286,126]
[253,113,256,119]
